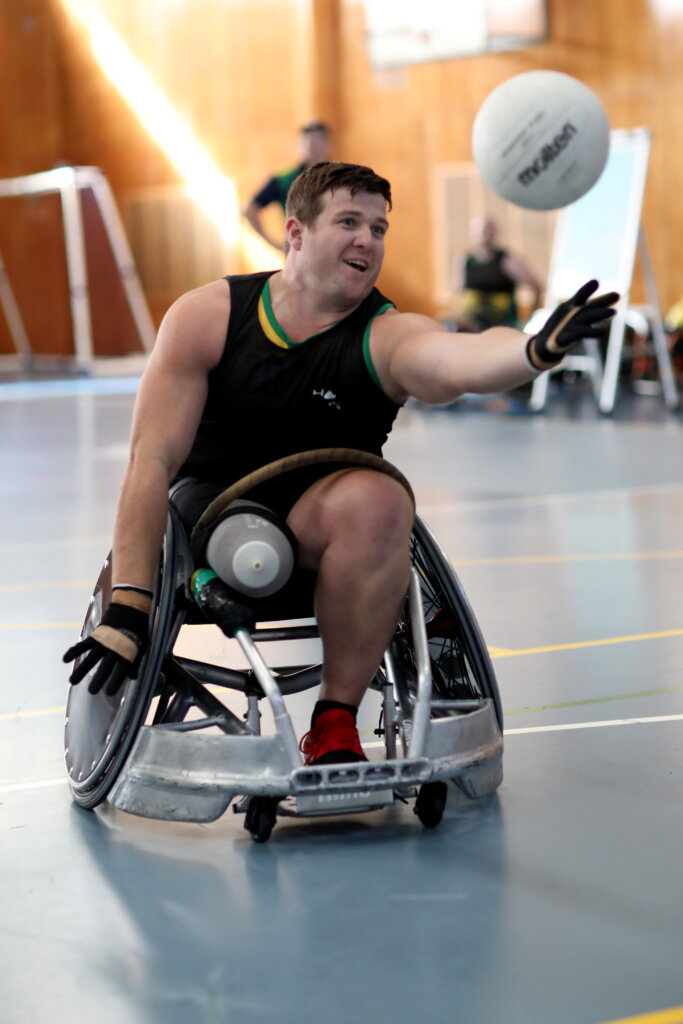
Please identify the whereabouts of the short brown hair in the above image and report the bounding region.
[285,161,392,227]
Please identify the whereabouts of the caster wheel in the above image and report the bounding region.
[414,781,448,829]
[244,797,278,843]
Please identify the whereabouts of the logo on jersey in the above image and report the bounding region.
[312,388,342,411]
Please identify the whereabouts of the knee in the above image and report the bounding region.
[289,468,414,568]
[327,470,414,555]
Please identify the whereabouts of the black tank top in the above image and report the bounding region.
[463,249,515,293]
[178,271,402,488]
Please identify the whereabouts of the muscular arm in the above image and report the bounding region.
[111,280,230,590]
[372,280,617,405]
[371,310,533,405]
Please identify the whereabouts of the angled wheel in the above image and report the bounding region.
[63,511,188,809]
[244,797,278,843]
[414,781,448,828]
[395,514,503,731]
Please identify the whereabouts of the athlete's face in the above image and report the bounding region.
[296,188,389,304]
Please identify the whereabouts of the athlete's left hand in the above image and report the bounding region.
[526,280,619,372]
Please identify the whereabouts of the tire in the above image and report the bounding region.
[414,781,448,828]
[64,512,185,809]
[397,515,503,732]
[244,797,278,843]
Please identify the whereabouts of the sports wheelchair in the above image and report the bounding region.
[64,450,503,842]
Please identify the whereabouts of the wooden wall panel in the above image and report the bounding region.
[0,0,72,355]
[336,0,683,316]
[53,0,315,210]
[52,5,180,194]
[0,193,71,357]
[3,0,683,357]
[0,0,65,176]
[3,0,316,356]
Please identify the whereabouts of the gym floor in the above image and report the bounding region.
[1,376,682,1024]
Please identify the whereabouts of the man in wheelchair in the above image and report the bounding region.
[64,161,617,767]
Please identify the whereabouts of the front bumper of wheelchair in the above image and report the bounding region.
[107,699,503,823]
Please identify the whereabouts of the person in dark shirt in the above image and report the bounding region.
[64,161,617,765]
[241,121,332,252]
[444,216,543,332]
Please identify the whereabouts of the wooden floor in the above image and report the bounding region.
[1,377,682,1024]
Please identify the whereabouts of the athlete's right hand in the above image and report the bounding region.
[63,600,150,696]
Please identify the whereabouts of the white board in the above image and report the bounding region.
[545,127,651,303]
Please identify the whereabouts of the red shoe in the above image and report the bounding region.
[299,709,368,766]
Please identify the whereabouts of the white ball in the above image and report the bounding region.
[471,70,610,211]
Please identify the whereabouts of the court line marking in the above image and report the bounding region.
[489,629,683,658]
[6,683,681,724]
[0,622,81,630]
[504,686,683,716]
[4,475,683,554]
[0,778,67,794]
[3,714,682,793]
[596,1007,683,1024]
[0,536,111,553]
[3,623,683,657]
[0,376,139,401]
[4,680,683,724]
[2,549,681,594]
[504,713,683,735]
[0,706,66,721]
[453,551,683,567]
[361,714,683,746]
[419,481,683,515]
[0,580,93,592]
[2,482,681,558]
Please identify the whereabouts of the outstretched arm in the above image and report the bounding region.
[382,317,531,403]
[373,280,618,405]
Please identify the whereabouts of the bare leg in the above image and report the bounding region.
[287,468,414,708]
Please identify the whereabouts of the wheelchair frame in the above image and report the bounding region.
[64,506,503,842]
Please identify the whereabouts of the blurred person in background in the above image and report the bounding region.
[442,215,543,333]
[242,121,332,252]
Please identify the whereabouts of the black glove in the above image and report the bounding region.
[526,280,619,372]
[63,602,150,696]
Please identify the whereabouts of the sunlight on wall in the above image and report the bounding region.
[59,0,240,247]
[649,0,683,12]
[241,234,285,273]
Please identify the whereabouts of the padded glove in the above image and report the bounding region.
[526,280,619,372]
[63,600,150,696]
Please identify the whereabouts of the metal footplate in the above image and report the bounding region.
[107,724,434,823]
[106,704,502,823]
[291,757,431,793]
[283,791,393,816]
[288,756,431,815]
